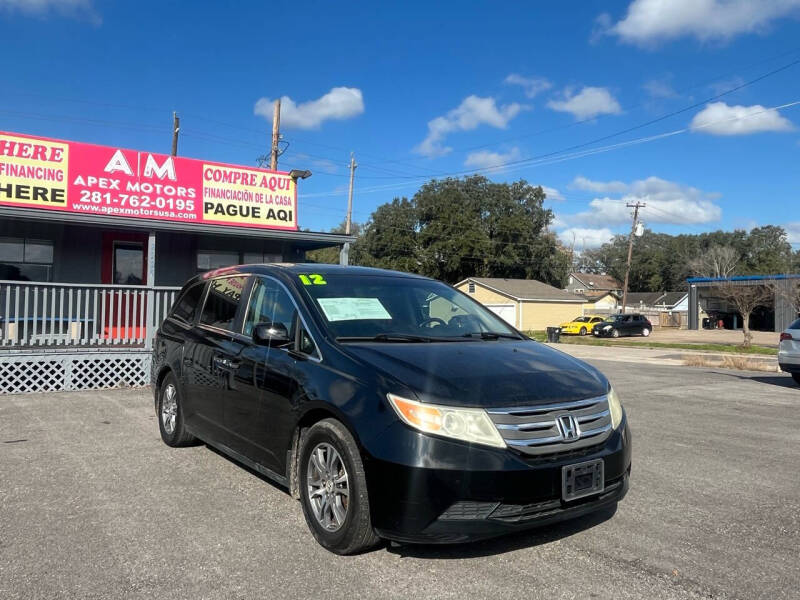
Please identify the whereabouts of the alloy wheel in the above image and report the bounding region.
[161,384,178,435]
[306,442,350,532]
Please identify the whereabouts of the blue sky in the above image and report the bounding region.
[2,0,800,248]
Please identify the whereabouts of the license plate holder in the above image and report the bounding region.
[562,459,604,501]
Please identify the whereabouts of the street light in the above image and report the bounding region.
[289,169,312,181]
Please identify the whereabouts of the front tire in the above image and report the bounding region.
[611,329,620,338]
[298,419,380,555]
[157,373,197,447]
[580,327,587,336]
[642,328,651,337]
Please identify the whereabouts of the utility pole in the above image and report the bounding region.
[345,153,357,234]
[270,99,281,170]
[171,112,180,156]
[621,202,645,313]
[340,153,357,266]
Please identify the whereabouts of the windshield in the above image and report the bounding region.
[604,315,624,322]
[573,317,589,322]
[298,273,520,341]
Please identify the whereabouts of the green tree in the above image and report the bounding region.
[582,226,795,292]
[353,176,570,286]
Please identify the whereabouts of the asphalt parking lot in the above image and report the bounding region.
[1,358,799,600]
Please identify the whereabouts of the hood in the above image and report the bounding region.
[341,340,608,408]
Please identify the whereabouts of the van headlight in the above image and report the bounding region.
[608,386,623,429]
[387,394,506,448]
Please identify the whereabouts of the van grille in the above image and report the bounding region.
[486,395,612,456]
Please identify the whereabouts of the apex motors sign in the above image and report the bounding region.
[0,131,297,231]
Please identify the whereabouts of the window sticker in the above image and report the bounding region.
[317,297,392,322]
[299,273,327,285]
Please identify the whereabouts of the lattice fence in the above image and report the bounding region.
[0,351,151,394]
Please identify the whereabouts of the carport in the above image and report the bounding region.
[687,274,799,333]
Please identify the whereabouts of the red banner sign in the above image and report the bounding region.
[0,131,298,231]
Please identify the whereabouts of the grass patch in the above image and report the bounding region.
[524,331,777,356]
[683,354,778,372]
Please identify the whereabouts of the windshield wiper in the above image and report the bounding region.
[336,333,433,343]
[461,331,521,340]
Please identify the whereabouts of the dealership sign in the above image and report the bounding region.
[0,131,297,231]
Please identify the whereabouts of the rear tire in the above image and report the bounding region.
[792,373,800,386]
[157,373,197,447]
[298,419,380,555]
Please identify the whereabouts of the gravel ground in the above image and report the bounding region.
[1,359,798,600]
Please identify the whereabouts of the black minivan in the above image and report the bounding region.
[152,264,631,554]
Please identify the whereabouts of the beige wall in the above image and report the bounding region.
[520,301,582,331]
[456,282,518,327]
[457,281,583,331]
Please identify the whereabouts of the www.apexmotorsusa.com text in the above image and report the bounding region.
[72,200,196,221]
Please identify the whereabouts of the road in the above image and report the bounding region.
[1,359,798,600]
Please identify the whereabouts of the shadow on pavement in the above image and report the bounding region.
[717,372,797,389]
[386,504,617,559]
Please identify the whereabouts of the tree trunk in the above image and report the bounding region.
[741,310,752,348]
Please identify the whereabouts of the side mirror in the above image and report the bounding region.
[253,322,291,347]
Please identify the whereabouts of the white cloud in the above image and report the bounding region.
[547,87,622,120]
[574,176,722,225]
[570,175,629,194]
[785,222,800,244]
[292,153,340,175]
[607,0,800,45]
[690,102,794,135]
[254,87,364,130]
[504,74,553,98]
[0,0,99,22]
[414,96,526,158]
[707,76,746,96]
[542,186,565,202]
[464,147,522,171]
[557,227,616,249]
[643,79,678,99]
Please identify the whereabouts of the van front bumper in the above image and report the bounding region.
[363,417,631,544]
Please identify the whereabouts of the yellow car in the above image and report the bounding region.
[559,315,606,336]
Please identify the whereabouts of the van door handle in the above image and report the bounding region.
[213,356,240,371]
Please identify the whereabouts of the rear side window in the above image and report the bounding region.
[171,283,205,323]
[200,275,248,331]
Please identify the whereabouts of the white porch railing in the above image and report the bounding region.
[0,281,181,349]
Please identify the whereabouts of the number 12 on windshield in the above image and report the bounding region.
[299,274,327,285]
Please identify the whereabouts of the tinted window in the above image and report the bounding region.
[0,237,54,281]
[244,277,297,337]
[789,317,800,330]
[172,283,205,323]
[197,250,238,272]
[199,276,247,331]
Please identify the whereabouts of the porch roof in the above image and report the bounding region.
[0,205,354,250]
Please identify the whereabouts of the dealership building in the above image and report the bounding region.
[0,131,352,394]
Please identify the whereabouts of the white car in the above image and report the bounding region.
[778,318,800,385]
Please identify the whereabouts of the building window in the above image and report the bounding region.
[197,250,239,272]
[468,281,475,294]
[243,252,283,264]
[0,237,54,281]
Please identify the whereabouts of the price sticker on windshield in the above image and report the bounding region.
[299,274,327,285]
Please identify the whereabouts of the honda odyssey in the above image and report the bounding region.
[152,264,631,554]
